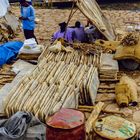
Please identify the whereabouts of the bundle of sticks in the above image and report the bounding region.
[4,58,99,122]
[120,33,139,46]
[0,19,15,43]
[18,53,41,60]
[73,43,100,55]
[44,50,101,67]
[73,42,116,54]
[0,65,16,89]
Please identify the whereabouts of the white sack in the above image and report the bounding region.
[0,0,9,18]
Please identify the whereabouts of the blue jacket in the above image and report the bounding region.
[21,5,35,30]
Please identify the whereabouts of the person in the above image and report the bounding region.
[85,20,105,43]
[26,0,32,5]
[85,20,97,43]
[73,21,86,43]
[52,22,73,43]
[19,0,38,44]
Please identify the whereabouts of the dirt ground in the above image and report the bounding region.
[11,4,140,137]
[12,5,140,44]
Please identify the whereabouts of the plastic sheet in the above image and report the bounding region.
[19,39,43,54]
[0,41,23,66]
[0,111,32,140]
[4,12,19,31]
[0,0,9,18]
[25,117,46,140]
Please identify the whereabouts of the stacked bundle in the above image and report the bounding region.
[0,21,9,42]
[4,57,99,122]
[115,75,138,107]
[98,83,116,94]
[95,40,120,53]
[0,65,16,89]
[43,50,100,67]
[73,41,119,54]
[18,40,44,61]
[79,67,99,105]
[120,33,139,46]
[98,54,119,94]
[73,43,100,55]
[0,12,18,43]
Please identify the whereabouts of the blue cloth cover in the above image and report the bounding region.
[0,41,23,66]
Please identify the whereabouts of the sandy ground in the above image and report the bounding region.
[12,6,140,45]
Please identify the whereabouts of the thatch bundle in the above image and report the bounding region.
[4,50,99,122]
[120,33,139,46]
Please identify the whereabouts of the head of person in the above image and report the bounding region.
[19,0,29,6]
[75,21,81,28]
[26,0,32,5]
[59,22,67,33]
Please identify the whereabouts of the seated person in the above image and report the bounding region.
[52,22,73,43]
[85,20,105,43]
[73,21,86,43]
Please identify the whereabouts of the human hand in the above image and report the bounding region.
[19,17,28,20]
[19,17,23,20]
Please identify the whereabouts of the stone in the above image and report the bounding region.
[133,111,140,123]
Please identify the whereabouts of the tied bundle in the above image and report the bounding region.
[120,33,139,46]
[4,58,99,122]
[115,75,138,107]
[0,64,16,89]
[73,43,99,55]
[43,50,100,67]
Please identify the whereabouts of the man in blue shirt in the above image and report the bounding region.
[19,0,38,43]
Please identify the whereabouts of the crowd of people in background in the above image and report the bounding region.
[19,0,104,45]
[52,20,104,44]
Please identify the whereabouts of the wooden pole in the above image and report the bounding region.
[86,102,104,135]
[48,0,53,8]
[64,0,77,39]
